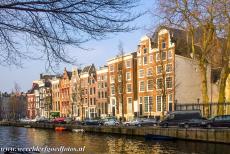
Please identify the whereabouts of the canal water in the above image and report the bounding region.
[0,126,229,154]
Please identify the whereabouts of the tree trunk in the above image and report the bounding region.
[218,64,229,115]
[199,62,209,117]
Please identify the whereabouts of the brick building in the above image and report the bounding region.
[107,53,137,121]
[96,66,109,118]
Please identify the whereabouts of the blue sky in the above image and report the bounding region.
[0,0,157,92]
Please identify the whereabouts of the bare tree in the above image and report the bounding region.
[0,0,142,68]
[155,0,230,117]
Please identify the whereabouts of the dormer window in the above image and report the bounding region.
[162,40,166,49]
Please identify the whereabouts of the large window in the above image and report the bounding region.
[156,96,162,112]
[156,53,160,61]
[118,83,122,94]
[156,78,163,89]
[166,64,173,73]
[147,80,154,91]
[139,81,145,92]
[157,66,162,74]
[126,72,131,80]
[126,84,132,93]
[166,77,172,88]
[139,69,144,78]
[118,74,122,82]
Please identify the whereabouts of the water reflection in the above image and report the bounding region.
[0,126,229,154]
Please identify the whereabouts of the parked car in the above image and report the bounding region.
[159,110,203,127]
[201,115,230,128]
[134,118,158,127]
[178,118,206,128]
[104,119,120,126]
[35,116,50,123]
[52,117,66,124]
[82,119,102,126]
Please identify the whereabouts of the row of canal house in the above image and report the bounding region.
[27,26,214,120]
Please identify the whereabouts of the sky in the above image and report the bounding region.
[0,0,157,93]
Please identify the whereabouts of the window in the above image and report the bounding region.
[138,57,142,66]
[98,83,101,89]
[104,82,107,88]
[98,92,100,98]
[126,84,132,93]
[149,55,153,63]
[102,92,104,98]
[168,94,173,111]
[147,68,153,76]
[104,75,107,81]
[162,40,166,49]
[126,60,131,68]
[143,56,147,65]
[168,50,172,59]
[144,97,149,112]
[157,66,162,74]
[110,65,114,72]
[139,81,145,92]
[105,92,107,98]
[98,76,101,81]
[162,51,166,60]
[147,80,153,91]
[127,97,132,113]
[156,96,162,112]
[157,78,163,89]
[110,75,115,83]
[111,85,115,95]
[166,77,172,88]
[166,64,173,73]
[126,72,131,80]
[139,69,144,78]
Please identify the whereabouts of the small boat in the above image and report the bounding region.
[24,125,31,128]
[55,126,66,131]
[72,129,84,133]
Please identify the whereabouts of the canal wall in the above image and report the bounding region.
[0,121,230,144]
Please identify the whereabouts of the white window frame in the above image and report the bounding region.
[147,67,153,77]
[156,65,163,75]
[126,60,131,68]
[162,51,167,61]
[110,85,115,95]
[147,79,154,91]
[165,63,173,73]
[139,69,144,78]
[139,81,145,92]
[126,83,132,93]
[162,40,166,49]
[165,76,173,89]
[126,72,131,81]
[156,77,163,90]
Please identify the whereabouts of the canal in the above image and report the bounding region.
[0,126,229,154]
